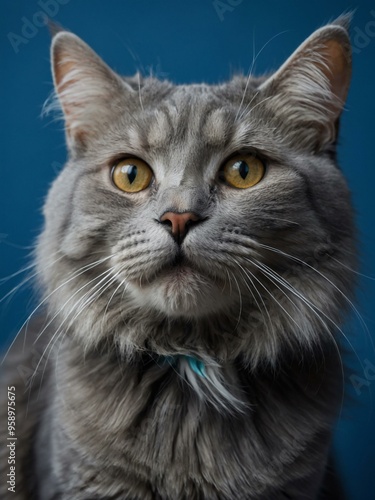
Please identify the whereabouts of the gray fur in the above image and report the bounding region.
[1,15,356,499]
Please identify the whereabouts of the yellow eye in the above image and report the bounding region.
[222,155,265,189]
[112,158,153,193]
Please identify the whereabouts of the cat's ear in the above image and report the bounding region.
[259,17,351,151]
[49,31,133,151]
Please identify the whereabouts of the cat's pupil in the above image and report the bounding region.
[126,165,137,184]
[237,161,249,180]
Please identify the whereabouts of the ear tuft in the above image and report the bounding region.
[47,20,66,38]
[329,11,354,31]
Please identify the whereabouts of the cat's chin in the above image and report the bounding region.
[128,265,231,318]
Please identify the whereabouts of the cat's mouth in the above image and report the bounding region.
[158,251,196,279]
[172,251,184,267]
[127,248,233,317]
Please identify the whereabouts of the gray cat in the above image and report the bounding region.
[0,15,356,499]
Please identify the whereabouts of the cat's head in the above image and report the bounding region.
[37,16,356,367]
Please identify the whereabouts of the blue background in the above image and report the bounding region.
[1,1,374,497]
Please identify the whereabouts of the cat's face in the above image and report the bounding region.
[37,19,356,364]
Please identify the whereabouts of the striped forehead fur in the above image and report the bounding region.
[143,103,232,150]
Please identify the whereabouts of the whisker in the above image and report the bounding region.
[0,262,36,284]
[0,255,65,305]
[137,72,144,112]
[35,328,66,406]
[251,258,363,374]
[1,255,113,365]
[65,275,119,337]
[100,277,128,333]
[239,95,273,122]
[227,269,243,331]
[330,256,375,281]
[235,30,288,122]
[27,268,117,395]
[33,267,115,346]
[26,328,65,417]
[255,242,375,356]
[230,257,275,341]
[250,258,348,418]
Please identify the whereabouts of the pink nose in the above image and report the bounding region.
[160,211,200,243]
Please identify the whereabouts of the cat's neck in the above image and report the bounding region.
[52,334,342,426]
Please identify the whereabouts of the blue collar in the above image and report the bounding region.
[158,354,206,378]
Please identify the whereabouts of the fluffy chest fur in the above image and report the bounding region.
[32,336,340,500]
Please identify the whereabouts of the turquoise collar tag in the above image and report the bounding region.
[158,354,206,378]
